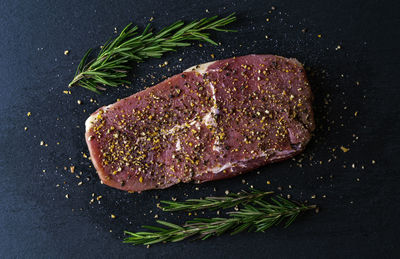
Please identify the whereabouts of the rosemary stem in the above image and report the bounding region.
[69,13,236,92]
[123,193,317,245]
[68,73,83,88]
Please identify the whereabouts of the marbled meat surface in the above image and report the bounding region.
[85,55,315,192]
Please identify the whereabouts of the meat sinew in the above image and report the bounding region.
[85,54,315,192]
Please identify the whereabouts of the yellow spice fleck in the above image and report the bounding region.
[340,146,349,153]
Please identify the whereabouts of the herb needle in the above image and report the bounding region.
[69,13,236,93]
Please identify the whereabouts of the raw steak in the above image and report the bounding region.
[85,54,315,192]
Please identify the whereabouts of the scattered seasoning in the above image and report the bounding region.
[225,190,229,195]
[24,127,28,131]
[372,160,376,164]
[64,50,69,55]
[111,214,116,219]
[87,54,314,193]
[335,45,341,50]
[65,194,69,199]
[311,195,316,199]
[40,141,44,146]
[149,17,154,22]
[77,100,82,105]
[27,112,31,117]
[210,54,215,59]
[70,166,75,173]
[317,34,322,38]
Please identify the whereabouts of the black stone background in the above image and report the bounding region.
[0,0,399,258]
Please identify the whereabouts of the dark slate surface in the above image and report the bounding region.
[0,0,399,258]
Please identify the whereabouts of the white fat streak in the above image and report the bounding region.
[206,82,222,152]
[209,82,217,104]
[209,162,233,174]
[166,120,199,135]
[208,159,249,174]
[184,61,215,74]
[208,149,299,174]
[85,60,215,134]
[175,138,181,151]
[202,84,219,127]
[167,82,219,152]
[85,104,113,132]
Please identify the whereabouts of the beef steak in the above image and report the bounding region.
[85,54,315,192]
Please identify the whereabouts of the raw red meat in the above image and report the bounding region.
[85,55,315,192]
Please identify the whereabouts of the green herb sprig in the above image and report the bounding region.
[68,13,236,93]
[160,189,274,211]
[124,192,316,245]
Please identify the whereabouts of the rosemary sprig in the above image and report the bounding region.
[124,196,316,245]
[160,189,274,211]
[68,13,236,93]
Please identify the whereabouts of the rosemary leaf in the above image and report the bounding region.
[160,189,274,211]
[69,13,236,93]
[124,194,316,245]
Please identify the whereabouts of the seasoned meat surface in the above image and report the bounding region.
[85,55,315,192]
